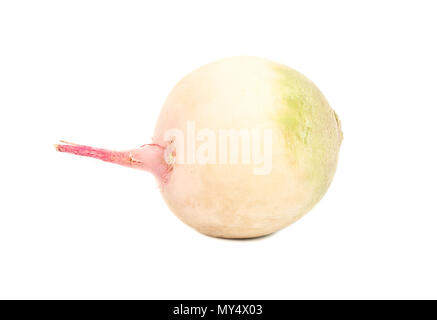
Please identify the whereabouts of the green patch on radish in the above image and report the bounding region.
[273,63,341,201]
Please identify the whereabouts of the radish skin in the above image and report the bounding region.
[56,57,342,239]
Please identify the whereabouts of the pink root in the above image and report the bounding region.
[55,141,171,183]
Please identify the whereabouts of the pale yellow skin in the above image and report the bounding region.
[153,57,342,238]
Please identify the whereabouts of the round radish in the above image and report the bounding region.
[56,57,342,239]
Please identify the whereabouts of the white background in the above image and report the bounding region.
[0,1,436,299]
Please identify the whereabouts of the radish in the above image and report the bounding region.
[56,57,342,239]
